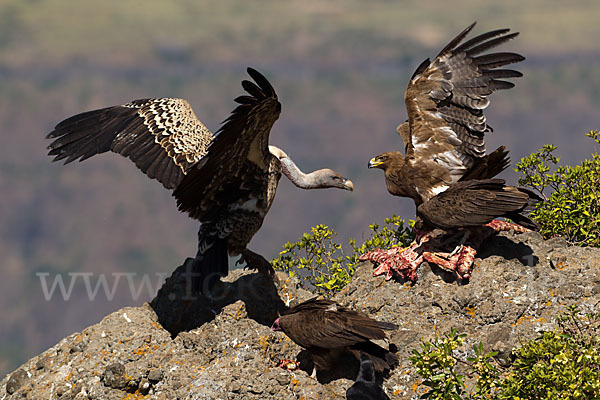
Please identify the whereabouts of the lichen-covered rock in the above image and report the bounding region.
[1,233,599,399]
[5,369,27,395]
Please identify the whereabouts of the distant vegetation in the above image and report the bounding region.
[516,130,600,247]
[410,305,600,399]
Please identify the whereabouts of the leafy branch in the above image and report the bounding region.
[515,130,600,246]
[271,215,414,295]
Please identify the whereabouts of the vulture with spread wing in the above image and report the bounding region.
[271,298,398,376]
[364,23,539,281]
[48,68,353,292]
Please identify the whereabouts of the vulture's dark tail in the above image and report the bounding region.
[193,230,229,294]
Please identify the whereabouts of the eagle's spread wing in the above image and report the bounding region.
[174,67,281,220]
[404,22,524,182]
[47,98,213,189]
[417,179,536,229]
[280,299,397,349]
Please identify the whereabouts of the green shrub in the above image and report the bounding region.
[271,215,414,295]
[410,329,499,400]
[410,306,600,399]
[498,305,600,400]
[515,130,600,247]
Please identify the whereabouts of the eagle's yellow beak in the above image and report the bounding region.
[368,158,383,168]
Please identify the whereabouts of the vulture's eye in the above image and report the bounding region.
[331,175,341,181]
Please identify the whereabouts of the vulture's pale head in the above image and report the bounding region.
[368,152,404,171]
[313,169,354,191]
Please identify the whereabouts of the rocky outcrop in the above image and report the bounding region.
[2,231,599,399]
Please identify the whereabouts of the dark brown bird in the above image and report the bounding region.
[271,298,397,375]
[364,23,539,281]
[47,68,353,291]
[346,354,391,400]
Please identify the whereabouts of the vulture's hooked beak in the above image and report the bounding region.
[343,179,354,191]
[368,157,384,169]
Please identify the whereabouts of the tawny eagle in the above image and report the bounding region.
[271,298,397,376]
[364,23,539,281]
[48,68,353,291]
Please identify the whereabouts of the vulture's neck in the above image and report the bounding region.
[269,145,326,189]
[280,157,327,189]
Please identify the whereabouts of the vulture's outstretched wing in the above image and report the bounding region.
[417,179,540,230]
[279,298,397,349]
[174,67,281,220]
[47,98,213,189]
[404,22,524,181]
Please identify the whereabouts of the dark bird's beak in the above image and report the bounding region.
[343,179,354,191]
[271,317,282,331]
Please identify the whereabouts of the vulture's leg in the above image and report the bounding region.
[237,249,277,280]
[359,232,433,282]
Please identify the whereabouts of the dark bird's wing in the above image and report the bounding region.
[280,299,397,349]
[417,179,540,230]
[47,98,213,189]
[404,22,524,182]
[173,67,281,220]
[458,145,510,181]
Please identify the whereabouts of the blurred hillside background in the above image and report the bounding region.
[1,0,599,376]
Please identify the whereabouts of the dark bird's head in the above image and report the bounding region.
[368,152,404,171]
[271,317,282,331]
[312,169,354,191]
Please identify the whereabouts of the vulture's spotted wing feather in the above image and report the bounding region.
[47,98,213,190]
